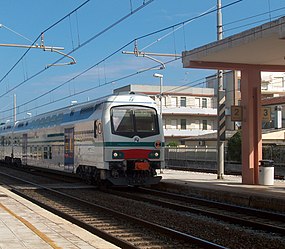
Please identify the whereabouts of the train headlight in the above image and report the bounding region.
[148,150,160,159]
[154,140,162,149]
[112,150,124,159]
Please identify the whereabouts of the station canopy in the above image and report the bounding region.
[182,16,285,72]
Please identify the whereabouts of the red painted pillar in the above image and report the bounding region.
[240,68,262,184]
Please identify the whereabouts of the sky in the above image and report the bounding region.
[0,0,285,122]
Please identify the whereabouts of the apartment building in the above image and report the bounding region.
[207,71,285,130]
[113,84,217,146]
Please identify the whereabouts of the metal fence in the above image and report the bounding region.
[165,147,217,162]
[165,146,285,165]
[262,145,285,165]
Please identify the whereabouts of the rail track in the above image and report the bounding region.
[0,170,227,249]
[0,164,284,248]
[105,187,285,235]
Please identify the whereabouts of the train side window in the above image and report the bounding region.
[33,147,37,158]
[49,146,52,159]
[38,147,42,159]
[44,147,48,159]
[30,147,33,158]
[94,120,102,138]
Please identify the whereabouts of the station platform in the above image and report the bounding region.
[157,169,285,213]
[0,186,119,249]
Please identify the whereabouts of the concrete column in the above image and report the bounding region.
[240,68,262,184]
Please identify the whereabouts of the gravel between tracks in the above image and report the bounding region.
[62,189,285,249]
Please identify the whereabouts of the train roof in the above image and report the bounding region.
[0,92,156,133]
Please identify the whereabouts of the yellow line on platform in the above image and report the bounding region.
[0,203,62,249]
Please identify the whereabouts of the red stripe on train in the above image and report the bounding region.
[120,149,152,159]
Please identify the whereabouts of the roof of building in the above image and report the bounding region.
[113,84,215,96]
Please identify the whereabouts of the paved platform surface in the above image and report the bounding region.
[157,169,285,213]
[0,186,119,249]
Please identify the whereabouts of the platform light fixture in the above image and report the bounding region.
[153,73,163,116]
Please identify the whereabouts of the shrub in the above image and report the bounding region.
[227,130,242,162]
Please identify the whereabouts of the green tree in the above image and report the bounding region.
[227,130,242,162]
[167,141,178,147]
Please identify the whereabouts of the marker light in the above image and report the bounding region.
[112,150,124,159]
[148,150,160,159]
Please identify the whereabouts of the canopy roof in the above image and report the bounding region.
[182,16,285,71]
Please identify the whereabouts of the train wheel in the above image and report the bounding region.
[4,156,12,165]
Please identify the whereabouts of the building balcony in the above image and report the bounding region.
[162,107,217,116]
[164,128,216,138]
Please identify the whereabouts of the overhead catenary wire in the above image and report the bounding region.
[1,1,282,119]
[140,5,216,52]
[0,55,235,122]
[0,0,154,100]
[0,0,245,119]
[0,0,91,87]
[223,6,285,27]
[0,0,238,100]
[223,13,285,34]
[5,50,279,123]
[21,2,238,95]
[0,0,280,102]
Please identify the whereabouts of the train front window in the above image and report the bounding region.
[112,109,134,133]
[111,106,159,138]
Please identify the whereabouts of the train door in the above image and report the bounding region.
[22,134,28,165]
[64,128,74,172]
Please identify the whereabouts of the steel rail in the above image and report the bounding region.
[0,171,227,249]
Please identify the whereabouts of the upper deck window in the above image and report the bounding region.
[111,106,159,138]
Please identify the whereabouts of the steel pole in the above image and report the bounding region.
[217,0,225,179]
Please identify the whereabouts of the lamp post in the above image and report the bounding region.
[153,73,163,116]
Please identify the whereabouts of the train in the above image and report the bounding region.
[0,92,164,186]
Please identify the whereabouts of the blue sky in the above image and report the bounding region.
[0,0,284,121]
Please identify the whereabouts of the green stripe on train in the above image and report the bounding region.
[104,142,164,147]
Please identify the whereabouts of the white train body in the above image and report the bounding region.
[0,92,164,186]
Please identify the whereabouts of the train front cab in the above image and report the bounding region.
[104,104,164,186]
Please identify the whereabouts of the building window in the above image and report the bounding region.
[180,97,186,107]
[180,140,186,146]
[202,120,207,130]
[195,98,200,107]
[274,77,284,88]
[171,119,177,129]
[180,119,186,130]
[198,141,206,146]
[171,97,177,107]
[202,98,207,108]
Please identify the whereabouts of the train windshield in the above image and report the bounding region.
[111,106,159,138]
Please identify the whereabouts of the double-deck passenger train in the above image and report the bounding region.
[0,92,164,186]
